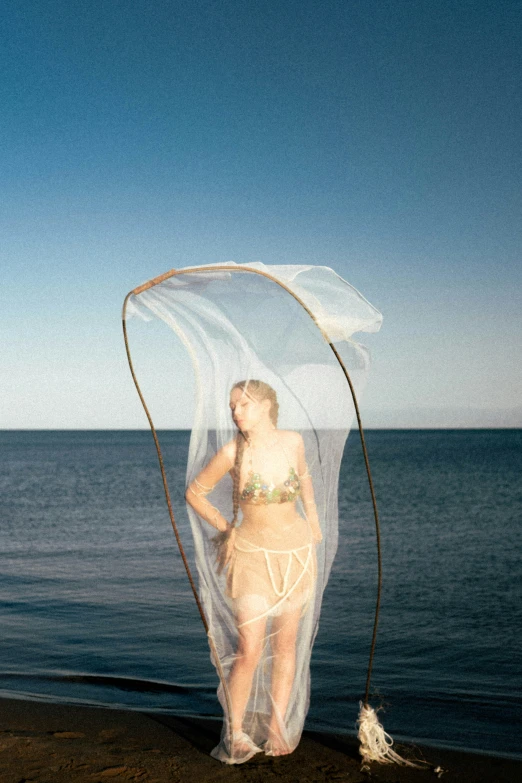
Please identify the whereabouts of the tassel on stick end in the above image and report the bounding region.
[357,701,423,768]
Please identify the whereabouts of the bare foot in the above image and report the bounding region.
[231,730,261,758]
[264,730,292,757]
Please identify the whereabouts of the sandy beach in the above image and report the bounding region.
[0,697,519,783]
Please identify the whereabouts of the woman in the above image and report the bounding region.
[185,379,322,763]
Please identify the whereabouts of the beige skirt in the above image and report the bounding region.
[226,534,317,626]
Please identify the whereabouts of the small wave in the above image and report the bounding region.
[0,672,213,695]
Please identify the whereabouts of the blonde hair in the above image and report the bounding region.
[231,379,279,426]
[229,380,279,529]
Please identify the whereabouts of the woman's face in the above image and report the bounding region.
[229,387,269,432]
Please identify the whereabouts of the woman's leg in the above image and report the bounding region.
[267,602,302,755]
[227,598,268,736]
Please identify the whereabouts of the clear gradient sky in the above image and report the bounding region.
[2,0,521,429]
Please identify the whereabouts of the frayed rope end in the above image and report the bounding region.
[357,702,424,768]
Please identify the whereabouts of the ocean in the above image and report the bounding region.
[0,429,520,759]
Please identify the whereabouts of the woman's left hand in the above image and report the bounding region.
[214,525,236,573]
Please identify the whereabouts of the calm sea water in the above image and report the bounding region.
[0,430,520,758]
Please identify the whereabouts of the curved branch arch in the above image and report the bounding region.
[122,264,383,750]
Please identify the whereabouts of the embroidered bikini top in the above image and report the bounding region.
[240,466,301,505]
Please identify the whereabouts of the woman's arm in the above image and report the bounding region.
[296,435,323,542]
[185,442,235,532]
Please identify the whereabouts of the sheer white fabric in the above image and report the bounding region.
[126,263,382,763]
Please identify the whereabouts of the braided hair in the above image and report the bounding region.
[215,380,279,575]
[230,430,247,529]
[229,380,279,529]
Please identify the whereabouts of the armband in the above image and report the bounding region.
[188,477,215,497]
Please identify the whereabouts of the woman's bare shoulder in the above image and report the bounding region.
[220,438,237,467]
[278,430,304,447]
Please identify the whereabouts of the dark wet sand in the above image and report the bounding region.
[0,697,519,782]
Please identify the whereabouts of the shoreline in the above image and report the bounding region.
[1,696,520,782]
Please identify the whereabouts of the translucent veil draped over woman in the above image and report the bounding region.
[124,263,382,764]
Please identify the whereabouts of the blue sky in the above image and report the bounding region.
[2,0,521,428]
